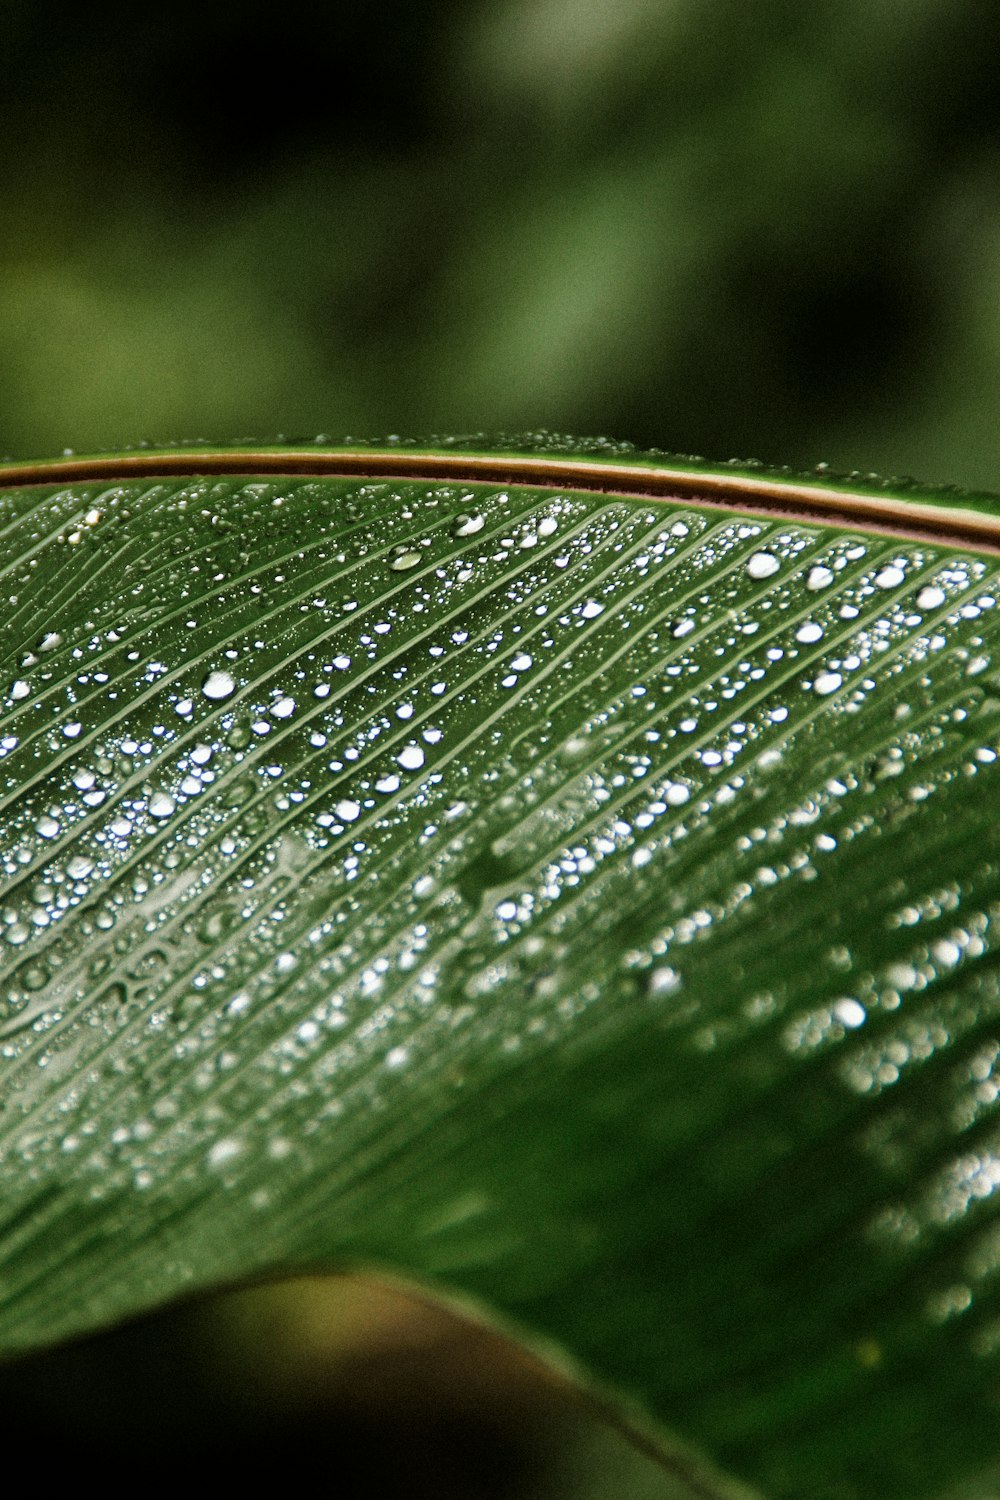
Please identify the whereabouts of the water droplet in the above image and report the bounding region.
[390,545,421,572]
[38,632,62,653]
[649,966,682,996]
[272,696,296,719]
[10,680,29,701]
[917,585,946,610]
[149,792,176,818]
[875,565,905,589]
[66,855,94,880]
[202,669,236,701]
[747,552,780,580]
[814,671,843,696]
[332,655,351,671]
[453,512,484,537]
[335,799,361,822]
[807,565,835,591]
[207,1137,243,1169]
[510,653,533,672]
[834,998,866,1028]
[581,600,604,619]
[796,622,824,644]
[375,774,401,793]
[398,744,425,771]
[36,815,60,839]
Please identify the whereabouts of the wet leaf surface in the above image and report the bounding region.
[2,442,1000,1498]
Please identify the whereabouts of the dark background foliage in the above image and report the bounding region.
[3,3,1000,1494]
[5,0,1000,489]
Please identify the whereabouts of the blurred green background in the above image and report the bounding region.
[5,0,1000,489]
[4,1,1000,1493]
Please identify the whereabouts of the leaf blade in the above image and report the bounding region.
[2,448,1000,1497]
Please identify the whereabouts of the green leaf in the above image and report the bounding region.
[2,437,1000,1499]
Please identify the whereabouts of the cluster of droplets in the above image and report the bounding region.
[1,467,1000,1373]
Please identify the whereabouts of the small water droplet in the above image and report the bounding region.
[875,565,905,590]
[814,671,843,696]
[207,1137,243,1169]
[398,744,425,771]
[649,966,682,997]
[149,792,176,818]
[917,585,946,610]
[390,545,422,572]
[834,998,866,1028]
[10,680,29,701]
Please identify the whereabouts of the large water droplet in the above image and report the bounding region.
[807,566,834,591]
[747,552,780,580]
[202,669,236,701]
[454,512,484,537]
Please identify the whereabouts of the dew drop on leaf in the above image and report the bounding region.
[201,669,236,700]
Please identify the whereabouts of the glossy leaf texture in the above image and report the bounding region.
[2,441,1000,1500]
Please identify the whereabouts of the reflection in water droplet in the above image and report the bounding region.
[202,669,236,700]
